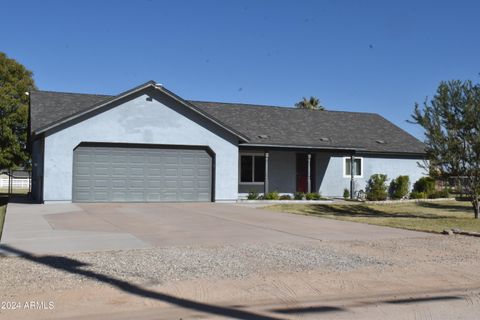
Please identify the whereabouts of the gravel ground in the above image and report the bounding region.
[0,242,388,293]
[1,235,479,297]
[343,234,480,267]
[1,235,480,320]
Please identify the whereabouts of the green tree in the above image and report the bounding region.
[389,175,410,199]
[365,174,388,201]
[412,177,436,195]
[0,52,35,170]
[295,96,325,110]
[412,80,480,218]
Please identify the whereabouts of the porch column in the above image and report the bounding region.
[307,153,312,193]
[264,152,269,194]
[350,153,355,199]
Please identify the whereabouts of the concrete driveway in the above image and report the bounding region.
[1,202,427,254]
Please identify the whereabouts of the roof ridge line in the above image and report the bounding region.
[31,80,158,97]
[190,100,379,116]
[189,100,293,109]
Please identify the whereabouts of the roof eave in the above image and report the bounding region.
[239,143,426,156]
[356,149,427,157]
[239,143,362,152]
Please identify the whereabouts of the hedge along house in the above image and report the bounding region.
[29,81,426,203]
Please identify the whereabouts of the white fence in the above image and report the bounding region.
[0,178,31,189]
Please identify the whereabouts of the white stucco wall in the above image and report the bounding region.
[268,151,297,193]
[317,153,426,197]
[42,94,239,202]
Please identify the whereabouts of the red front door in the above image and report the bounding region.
[296,154,308,192]
[296,153,315,193]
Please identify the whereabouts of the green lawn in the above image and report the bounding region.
[267,201,480,233]
[0,205,6,241]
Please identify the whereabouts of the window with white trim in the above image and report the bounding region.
[344,157,362,177]
[240,155,265,183]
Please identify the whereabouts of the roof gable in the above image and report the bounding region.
[30,81,249,142]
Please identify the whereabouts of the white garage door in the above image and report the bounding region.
[73,145,212,202]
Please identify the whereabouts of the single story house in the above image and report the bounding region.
[29,81,426,203]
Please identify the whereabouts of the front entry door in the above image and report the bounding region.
[296,154,308,193]
[296,154,315,193]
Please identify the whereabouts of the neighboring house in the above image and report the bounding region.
[29,81,426,203]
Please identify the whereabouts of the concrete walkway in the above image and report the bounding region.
[0,202,428,255]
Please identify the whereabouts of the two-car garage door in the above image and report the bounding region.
[73,145,212,202]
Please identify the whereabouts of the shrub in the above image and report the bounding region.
[438,188,451,198]
[428,189,450,199]
[264,191,279,200]
[413,177,435,195]
[294,192,305,200]
[343,188,350,199]
[247,190,259,200]
[365,174,388,201]
[389,175,410,199]
[279,194,292,200]
[410,191,427,199]
[306,192,321,200]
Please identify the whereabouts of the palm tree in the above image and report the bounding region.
[295,96,325,110]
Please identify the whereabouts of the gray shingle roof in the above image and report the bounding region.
[190,101,425,154]
[30,90,111,133]
[29,89,425,155]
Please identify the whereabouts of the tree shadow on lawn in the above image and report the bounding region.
[416,202,472,214]
[303,204,450,220]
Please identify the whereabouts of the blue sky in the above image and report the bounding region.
[2,0,479,138]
